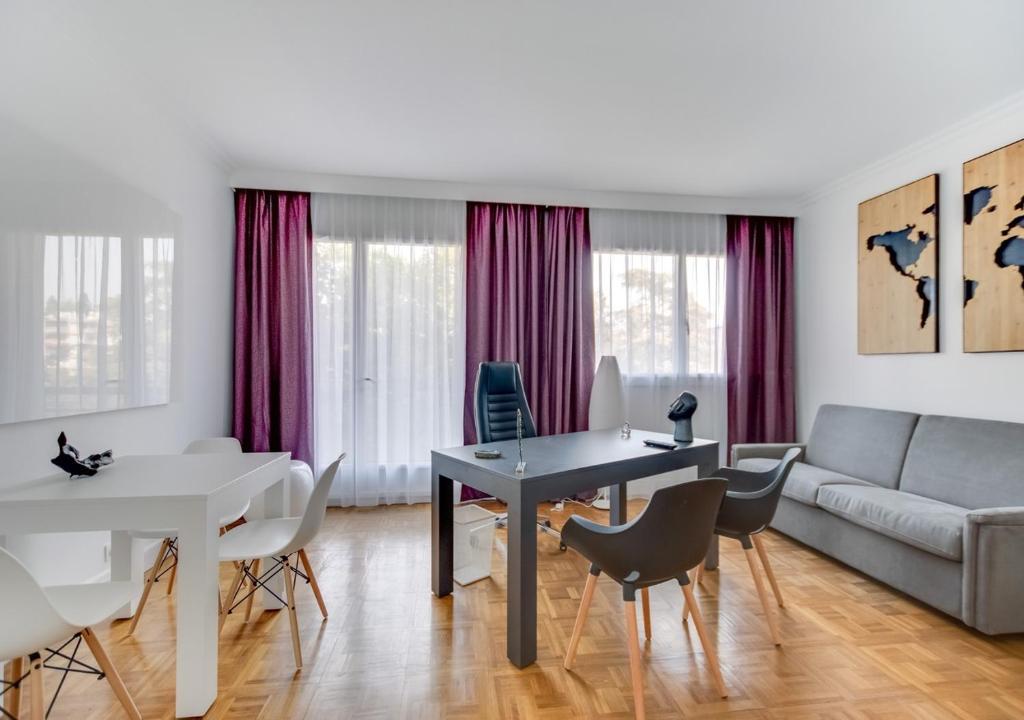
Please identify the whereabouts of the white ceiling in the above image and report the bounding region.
[5,1,1024,199]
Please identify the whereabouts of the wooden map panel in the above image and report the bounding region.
[963,138,1024,352]
[858,174,939,354]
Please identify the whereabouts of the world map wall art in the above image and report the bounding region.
[963,138,1024,352]
[858,174,939,354]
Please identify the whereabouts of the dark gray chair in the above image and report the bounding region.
[687,447,801,646]
[473,361,560,543]
[561,478,729,718]
[473,361,537,443]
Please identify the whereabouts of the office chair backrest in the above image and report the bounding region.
[0,547,77,661]
[613,478,727,585]
[284,453,346,555]
[474,362,537,443]
[184,437,243,454]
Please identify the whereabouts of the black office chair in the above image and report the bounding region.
[473,361,560,544]
[473,361,537,443]
[686,447,801,646]
[561,478,729,719]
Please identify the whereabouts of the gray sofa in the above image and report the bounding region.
[733,404,1024,635]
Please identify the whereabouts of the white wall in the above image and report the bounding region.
[796,91,1024,438]
[0,6,235,583]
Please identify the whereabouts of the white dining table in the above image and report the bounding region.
[0,451,291,718]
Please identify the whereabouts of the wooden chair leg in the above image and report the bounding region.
[682,566,701,623]
[623,600,646,720]
[127,537,171,636]
[683,561,707,622]
[640,587,652,641]
[244,559,261,622]
[4,656,23,717]
[752,534,784,608]
[298,549,328,619]
[681,584,728,698]
[27,652,43,720]
[81,628,142,720]
[744,545,782,646]
[563,572,598,669]
[282,554,303,669]
[219,561,247,632]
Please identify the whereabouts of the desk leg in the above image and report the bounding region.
[609,482,628,525]
[431,471,453,597]
[507,495,537,667]
[174,504,219,718]
[698,453,720,571]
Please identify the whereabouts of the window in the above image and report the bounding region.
[593,250,724,377]
[684,254,725,376]
[312,194,465,506]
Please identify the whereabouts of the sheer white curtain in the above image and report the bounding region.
[312,194,466,506]
[591,208,727,496]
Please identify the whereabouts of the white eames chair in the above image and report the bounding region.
[218,454,344,670]
[0,548,142,720]
[127,437,251,636]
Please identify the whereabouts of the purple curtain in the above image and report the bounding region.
[726,215,795,452]
[462,202,595,499]
[232,189,314,466]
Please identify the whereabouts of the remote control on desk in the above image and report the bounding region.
[643,439,677,450]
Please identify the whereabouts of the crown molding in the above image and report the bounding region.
[228,168,800,217]
[799,89,1024,208]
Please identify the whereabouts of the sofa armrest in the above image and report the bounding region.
[962,507,1024,634]
[966,506,1024,525]
[730,443,805,467]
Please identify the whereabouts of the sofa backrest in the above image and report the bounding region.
[900,415,1024,509]
[806,404,920,488]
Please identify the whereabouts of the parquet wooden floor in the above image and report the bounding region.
[26,501,1024,719]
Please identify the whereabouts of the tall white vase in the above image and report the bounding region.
[589,356,626,510]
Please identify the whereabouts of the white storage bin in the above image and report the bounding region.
[453,503,498,586]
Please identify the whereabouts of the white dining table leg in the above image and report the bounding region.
[246,474,289,610]
[109,530,143,618]
[174,501,219,718]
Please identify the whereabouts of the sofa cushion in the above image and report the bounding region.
[737,458,873,506]
[805,405,920,489]
[816,485,968,561]
[900,415,1024,510]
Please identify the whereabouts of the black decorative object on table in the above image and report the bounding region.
[50,431,114,478]
[668,391,698,443]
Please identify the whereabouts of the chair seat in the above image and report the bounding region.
[218,499,251,528]
[561,515,639,584]
[44,581,135,629]
[737,458,872,506]
[219,518,302,562]
[816,485,968,561]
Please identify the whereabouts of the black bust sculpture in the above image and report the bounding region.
[667,391,698,443]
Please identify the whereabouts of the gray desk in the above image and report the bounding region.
[430,428,719,668]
